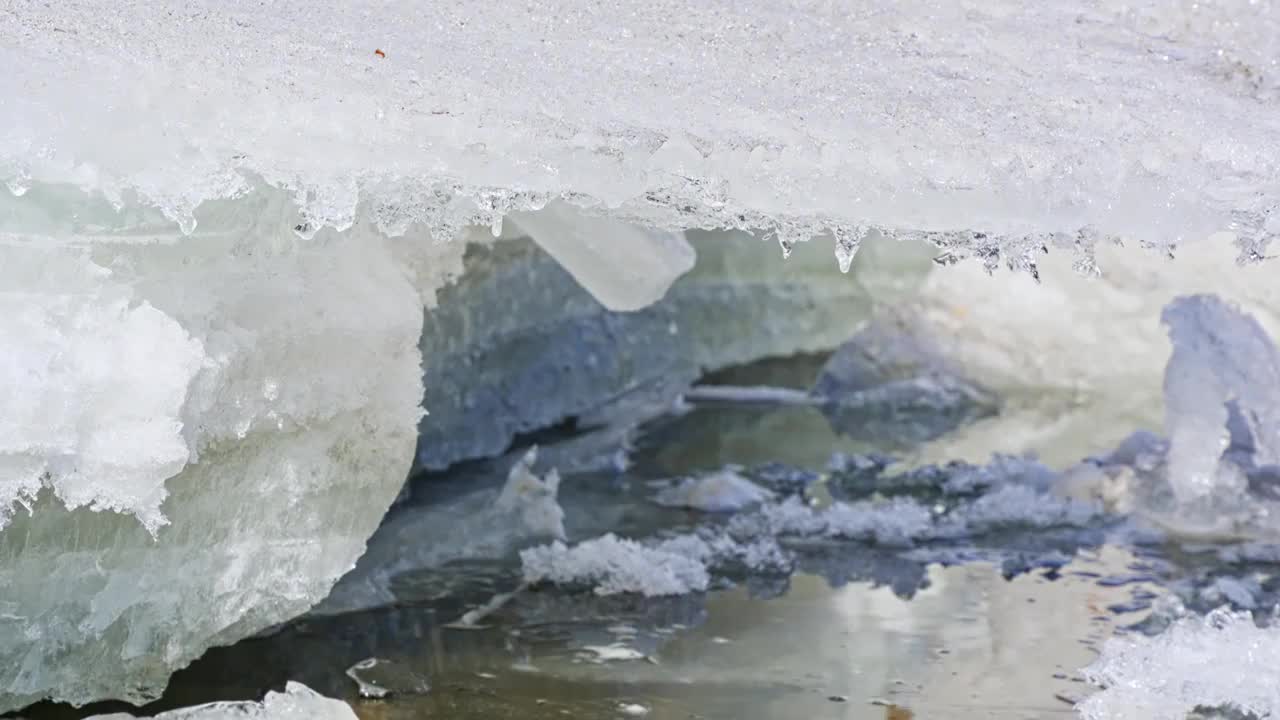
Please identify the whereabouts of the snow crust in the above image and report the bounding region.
[3,0,1279,258]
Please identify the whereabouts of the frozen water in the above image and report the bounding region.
[520,452,1101,599]
[1079,608,1280,720]
[520,528,789,597]
[85,682,356,720]
[0,248,203,533]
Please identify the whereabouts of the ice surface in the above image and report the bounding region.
[1078,608,1280,720]
[4,0,1279,260]
[522,453,1098,598]
[85,682,357,720]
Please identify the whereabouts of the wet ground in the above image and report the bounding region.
[15,355,1279,720]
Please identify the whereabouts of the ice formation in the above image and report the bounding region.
[506,202,696,312]
[3,0,1280,712]
[1046,295,1280,538]
[1078,608,1280,720]
[1162,295,1280,506]
[0,220,429,710]
[85,682,357,720]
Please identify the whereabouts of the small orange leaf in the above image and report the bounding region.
[374,49,386,58]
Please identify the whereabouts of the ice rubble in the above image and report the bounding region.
[86,682,356,720]
[1079,609,1280,720]
[520,453,1099,597]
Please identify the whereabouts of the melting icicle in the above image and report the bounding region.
[833,226,867,273]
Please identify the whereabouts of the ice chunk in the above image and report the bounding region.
[494,447,567,542]
[345,658,430,699]
[508,202,695,312]
[813,314,998,444]
[0,219,433,711]
[1078,608,1280,720]
[1161,295,1280,505]
[1047,296,1280,538]
[521,534,710,597]
[86,682,356,720]
[654,469,775,512]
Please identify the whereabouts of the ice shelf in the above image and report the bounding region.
[3,0,1280,713]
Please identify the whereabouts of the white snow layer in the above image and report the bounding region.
[1079,608,1280,720]
[3,0,1279,253]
